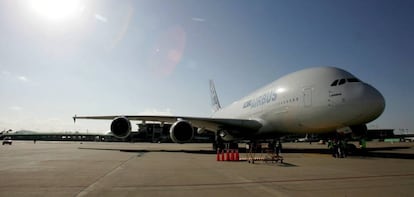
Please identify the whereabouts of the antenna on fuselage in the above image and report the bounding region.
[209,80,222,112]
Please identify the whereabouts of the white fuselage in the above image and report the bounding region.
[212,67,385,136]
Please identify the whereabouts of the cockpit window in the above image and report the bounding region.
[347,78,361,83]
[330,80,339,86]
[338,79,346,85]
[331,78,360,86]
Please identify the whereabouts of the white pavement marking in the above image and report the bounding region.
[75,154,137,197]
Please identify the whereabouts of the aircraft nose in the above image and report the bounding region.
[362,84,385,121]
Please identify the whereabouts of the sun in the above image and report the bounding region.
[28,0,83,22]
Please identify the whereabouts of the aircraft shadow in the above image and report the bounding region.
[351,147,414,159]
[78,147,216,154]
[281,146,414,160]
[79,146,414,159]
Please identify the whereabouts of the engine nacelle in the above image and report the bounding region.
[336,124,367,138]
[110,117,131,138]
[169,120,194,143]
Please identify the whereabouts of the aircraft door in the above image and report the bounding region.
[303,88,312,107]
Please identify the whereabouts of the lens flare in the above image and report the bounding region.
[28,0,83,22]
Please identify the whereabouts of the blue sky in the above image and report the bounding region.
[0,0,413,134]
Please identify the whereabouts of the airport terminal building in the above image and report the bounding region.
[1,123,215,143]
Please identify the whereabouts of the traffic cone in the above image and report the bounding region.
[235,149,239,161]
[216,149,220,161]
[229,149,234,161]
[221,149,225,161]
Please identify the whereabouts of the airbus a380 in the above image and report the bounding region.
[73,67,385,145]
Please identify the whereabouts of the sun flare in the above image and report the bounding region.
[29,0,83,22]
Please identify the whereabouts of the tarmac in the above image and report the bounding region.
[1,141,414,197]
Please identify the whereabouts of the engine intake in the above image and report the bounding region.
[110,117,131,138]
[169,120,194,143]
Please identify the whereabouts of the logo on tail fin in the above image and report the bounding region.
[209,80,221,112]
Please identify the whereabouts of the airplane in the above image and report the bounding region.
[73,66,385,147]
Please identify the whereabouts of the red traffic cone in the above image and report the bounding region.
[216,149,220,161]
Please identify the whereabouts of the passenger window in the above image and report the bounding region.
[338,79,346,85]
[331,80,339,86]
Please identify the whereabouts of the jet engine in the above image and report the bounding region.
[110,117,131,138]
[169,120,194,143]
[336,124,367,138]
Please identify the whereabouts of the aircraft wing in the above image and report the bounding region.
[73,115,263,133]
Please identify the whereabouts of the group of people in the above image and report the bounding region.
[328,138,368,158]
[268,140,283,156]
[327,139,348,158]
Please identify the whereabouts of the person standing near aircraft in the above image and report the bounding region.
[339,140,347,158]
[328,139,335,157]
[275,140,282,156]
[333,139,340,158]
[359,138,367,155]
[268,140,275,153]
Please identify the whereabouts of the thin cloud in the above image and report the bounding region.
[18,76,28,82]
[191,17,206,22]
[1,71,30,83]
[186,60,198,70]
[9,106,23,111]
[139,108,173,116]
[1,71,11,76]
[95,14,108,23]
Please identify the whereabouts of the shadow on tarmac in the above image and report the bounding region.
[78,147,216,154]
[282,146,414,159]
[78,146,414,159]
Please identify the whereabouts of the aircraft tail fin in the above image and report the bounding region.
[209,80,222,112]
